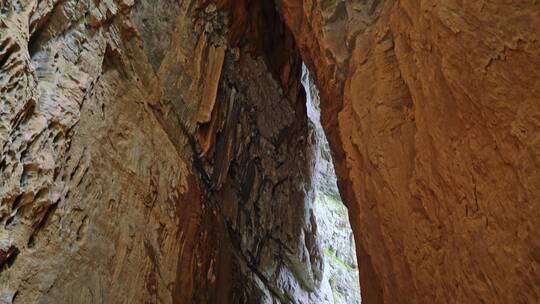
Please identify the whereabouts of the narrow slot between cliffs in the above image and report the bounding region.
[302,65,362,304]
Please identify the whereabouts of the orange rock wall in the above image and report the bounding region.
[280,0,540,302]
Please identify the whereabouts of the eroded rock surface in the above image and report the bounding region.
[0,0,216,302]
[280,0,540,303]
[1,0,539,303]
[0,0,327,303]
[305,67,361,304]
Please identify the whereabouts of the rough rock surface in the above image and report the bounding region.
[191,2,327,300]
[0,0,328,303]
[1,0,539,303]
[0,0,215,302]
[280,0,540,303]
[305,67,361,304]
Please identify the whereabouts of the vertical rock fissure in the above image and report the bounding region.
[303,65,362,304]
[185,1,364,302]
[1,0,537,303]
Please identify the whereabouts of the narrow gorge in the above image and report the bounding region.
[0,0,538,303]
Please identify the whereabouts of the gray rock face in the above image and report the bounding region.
[304,67,361,304]
[0,1,207,302]
[194,36,325,304]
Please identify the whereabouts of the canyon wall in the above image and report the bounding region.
[279,0,540,303]
[305,67,361,304]
[0,0,326,302]
[0,0,215,302]
[1,0,539,303]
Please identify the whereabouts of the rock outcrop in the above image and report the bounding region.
[0,0,326,302]
[279,0,540,303]
[305,66,361,304]
[1,0,539,303]
[0,0,214,302]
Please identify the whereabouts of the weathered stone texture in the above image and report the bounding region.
[280,0,540,303]
[1,0,539,303]
[0,0,327,303]
[0,0,215,302]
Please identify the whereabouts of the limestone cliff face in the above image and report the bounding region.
[279,0,540,303]
[0,0,539,303]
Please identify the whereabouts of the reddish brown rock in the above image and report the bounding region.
[1,0,538,303]
[279,0,540,303]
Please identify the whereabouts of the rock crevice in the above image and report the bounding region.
[1,0,539,303]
